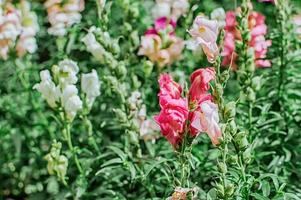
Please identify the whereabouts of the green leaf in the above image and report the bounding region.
[144,158,171,177]
[100,158,123,168]
[251,193,270,200]
[107,146,127,161]
[261,180,270,197]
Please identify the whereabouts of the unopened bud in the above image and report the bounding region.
[234,132,249,150]
[143,60,153,77]
[220,70,230,83]
[116,64,127,79]
[113,108,127,123]
[218,162,227,174]
[214,83,223,97]
[111,41,120,55]
[251,76,261,91]
[246,87,256,102]
[228,120,237,134]
[228,155,238,164]
[130,31,140,48]
[243,148,252,164]
[225,183,235,197]
[224,101,236,119]
[216,183,224,198]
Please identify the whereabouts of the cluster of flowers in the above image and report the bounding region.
[138,0,188,68]
[151,0,189,21]
[34,59,100,121]
[154,68,221,148]
[222,9,272,68]
[0,1,38,60]
[44,0,84,36]
[138,17,184,68]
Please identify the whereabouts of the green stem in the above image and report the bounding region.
[83,115,101,155]
[65,122,84,175]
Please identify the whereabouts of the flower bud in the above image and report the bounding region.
[227,154,238,164]
[128,130,139,144]
[130,6,139,18]
[116,63,127,79]
[130,31,140,48]
[243,147,252,164]
[220,70,230,83]
[251,76,261,91]
[234,132,249,150]
[246,87,256,102]
[224,101,236,119]
[113,108,127,123]
[216,183,225,198]
[235,40,243,50]
[225,183,235,197]
[218,162,227,174]
[214,83,224,97]
[228,120,237,134]
[111,41,120,55]
[143,60,154,77]
[124,22,132,32]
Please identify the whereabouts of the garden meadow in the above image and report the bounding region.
[0,0,301,199]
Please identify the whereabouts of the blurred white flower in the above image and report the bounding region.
[16,1,39,57]
[152,0,189,21]
[57,59,79,87]
[0,3,22,59]
[33,70,60,108]
[210,7,226,29]
[81,69,101,108]
[152,2,171,19]
[82,27,105,61]
[61,85,83,121]
[44,0,84,36]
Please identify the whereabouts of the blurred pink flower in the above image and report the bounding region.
[189,68,216,103]
[138,17,184,68]
[222,10,271,68]
[190,101,221,145]
[188,16,219,63]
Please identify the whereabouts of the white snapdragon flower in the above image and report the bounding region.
[33,70,60,108]
[210,7,226,29]
[57,59,79,87]
[81,69,101,108]
[61,85,83,121]
[82,27,105,61]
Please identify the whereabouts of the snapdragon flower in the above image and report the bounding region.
[44,0,84,36]
[33,70,61,108]
[188,16,219,63]
[81,69,101,108]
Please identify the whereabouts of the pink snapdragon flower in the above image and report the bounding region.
[138,17,184,68]
[154,74,188,147]
[155,69,222,148]
[188,16,219,63]
[190,101,221,145]
[189,67,216,103]
[222,10,272,68]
